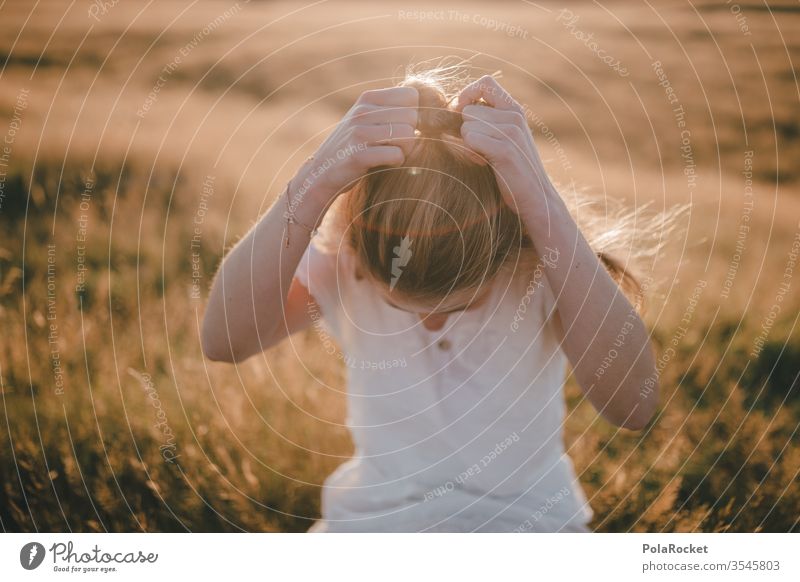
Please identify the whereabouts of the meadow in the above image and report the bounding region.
[0,0,798,532]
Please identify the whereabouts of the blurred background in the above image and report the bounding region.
[0,0,798,532]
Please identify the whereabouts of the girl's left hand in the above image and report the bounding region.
[455,75,553,216]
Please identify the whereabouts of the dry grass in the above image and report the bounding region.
[0,0,798,532]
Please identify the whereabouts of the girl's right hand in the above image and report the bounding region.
[295,86,419,203]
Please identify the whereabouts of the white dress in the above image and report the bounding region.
[294,228,593,533]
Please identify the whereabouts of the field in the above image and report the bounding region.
[0,0,798,532]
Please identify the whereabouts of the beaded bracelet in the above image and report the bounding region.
[283,177,318,248]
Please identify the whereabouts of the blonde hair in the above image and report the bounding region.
[325,66,679,312]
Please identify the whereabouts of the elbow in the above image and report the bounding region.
[201,332,235,363]
[201,312,237,363]
[620,408,654,431]
[202,338,235,363]
[200,316,263,364]
[621,374,659,431]
[200,310,276,364]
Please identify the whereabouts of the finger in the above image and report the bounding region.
[461,121,523,144]
[352,104,418,127]
[461,127,510,161]
[460,131,522,196]
[461,126,503,153]
[461,120,501,141]
[355,123,416,156]
[357,145,405,169]
[455,75,519,112]
[357,86,419,107]
[462,104,526,127]
[352,123,415,142]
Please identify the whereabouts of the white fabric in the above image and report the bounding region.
[293,230,593,533]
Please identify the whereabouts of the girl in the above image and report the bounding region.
[201,69,659,532]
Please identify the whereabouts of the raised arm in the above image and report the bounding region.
[201,87,418,363]
[456,76,658,430]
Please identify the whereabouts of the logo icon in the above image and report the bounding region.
[20,542,46,570]
[390,236,413,291]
